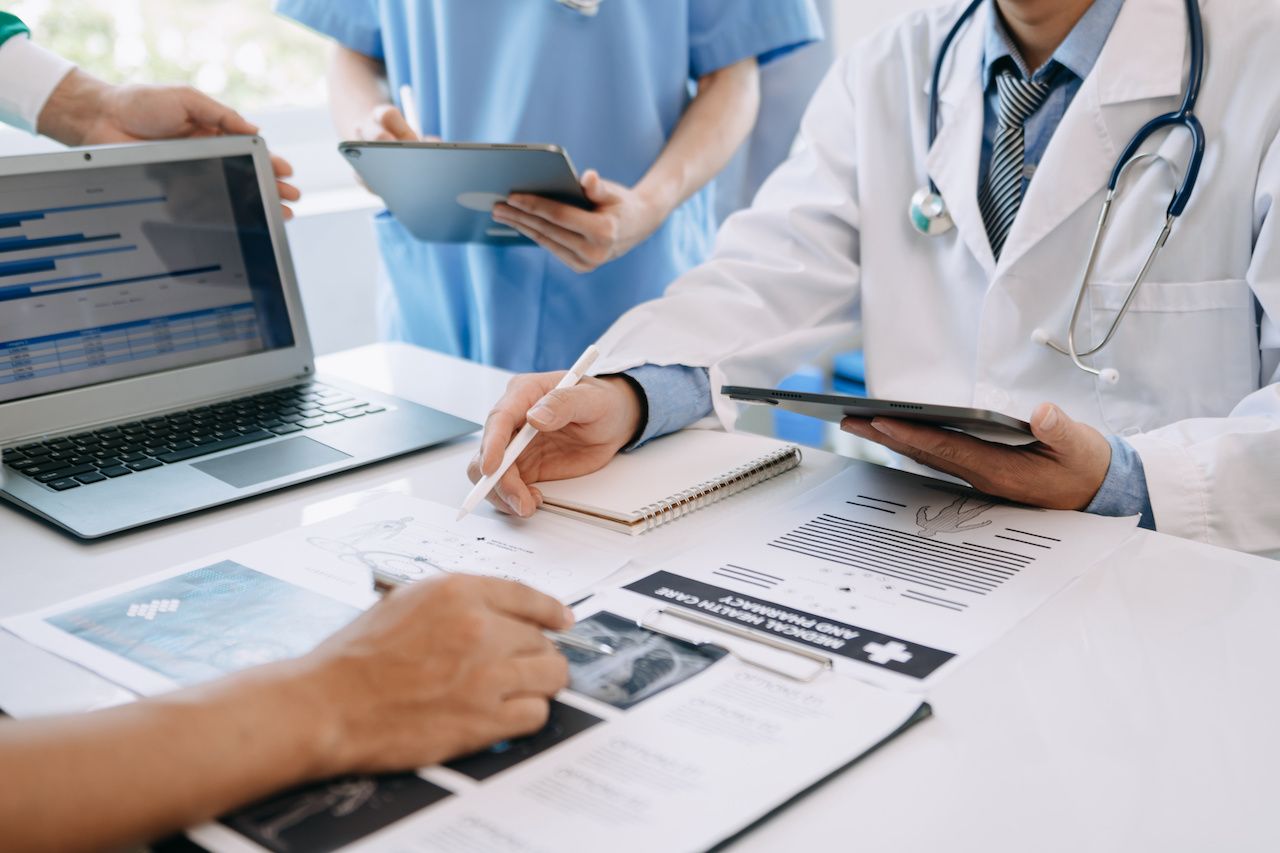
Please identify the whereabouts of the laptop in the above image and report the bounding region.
[0,136,477,539]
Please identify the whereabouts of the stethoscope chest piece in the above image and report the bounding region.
[909,187,954,236]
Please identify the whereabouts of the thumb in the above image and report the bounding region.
[178,87,257,136]
[526,386,597,432]
[581,170,622,206]
[372,104,418,141]
[1030,403,1080,449]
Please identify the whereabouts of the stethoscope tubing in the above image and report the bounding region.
[919,0,1206,383]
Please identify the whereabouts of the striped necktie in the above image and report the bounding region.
[978,70,1052,260]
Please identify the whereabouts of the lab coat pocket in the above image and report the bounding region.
[1088,278,1259,434]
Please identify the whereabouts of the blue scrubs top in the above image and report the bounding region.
[278,0,822,371]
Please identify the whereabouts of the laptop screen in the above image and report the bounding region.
[0,154,295,404]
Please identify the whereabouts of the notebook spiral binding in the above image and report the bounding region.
[636,445,803,533]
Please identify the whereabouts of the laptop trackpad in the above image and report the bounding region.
[192,437,351,489]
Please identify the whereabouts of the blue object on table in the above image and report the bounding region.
[833,377,867,397]
[833,350,865,384]
[773,365,826,446]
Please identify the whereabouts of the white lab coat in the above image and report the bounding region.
[593,0,1280,557]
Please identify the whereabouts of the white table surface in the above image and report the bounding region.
[3,342,1277,852]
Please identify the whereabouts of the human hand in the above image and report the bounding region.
[840,402,1112,511]
[353,103,437,142]
[296,575,573,775]
[493,170,666,273]
[467,372,643,517]
[37,70,301,218]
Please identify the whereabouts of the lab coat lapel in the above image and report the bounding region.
[995,0,1189,274]
[925,3,996,280]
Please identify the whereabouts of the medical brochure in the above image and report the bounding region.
[190,589,926,853]
[629,463,1139,688]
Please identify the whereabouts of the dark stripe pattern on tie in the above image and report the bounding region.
[978,69,1051,260]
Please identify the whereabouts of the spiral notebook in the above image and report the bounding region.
[534,430,802,535]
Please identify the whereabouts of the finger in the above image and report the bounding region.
[579,169,623,206]
[356,124,400,143]
[481,578,575,630]
[498,220,590,273]
[526,385,600,432]
[490,461,538,517]
[841,418,981,484]
[500,653,571,700]
[497,696,553,736]
[494,204,593,258]
[502,195,598,237]
[1029,403,1078,451]
[372,104,418,141]
[178,87,257,135]
[869,418,997,471]
[480,408,522,476]
[269,154,294,179]
[276,181,302,202]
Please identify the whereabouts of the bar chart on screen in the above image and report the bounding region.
[0,159,271,402]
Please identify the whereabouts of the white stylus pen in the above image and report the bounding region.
[398,84,423,138]
[457,345,600,521]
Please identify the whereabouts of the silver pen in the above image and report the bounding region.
[546,630,615,656]
[372,569,613,655]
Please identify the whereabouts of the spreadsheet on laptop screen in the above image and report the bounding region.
[0,155,295,404]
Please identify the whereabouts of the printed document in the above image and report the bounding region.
[623,463,1138,686]
[186,590,924,853]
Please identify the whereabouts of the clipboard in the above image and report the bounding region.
[339,140,593,245]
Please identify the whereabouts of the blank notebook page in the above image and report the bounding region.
[534,430,797,522]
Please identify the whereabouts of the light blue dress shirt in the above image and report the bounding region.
[624,0,1156,530]
[277,0,822,373]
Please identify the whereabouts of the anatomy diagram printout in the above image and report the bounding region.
[2,494,629,696]
[624,462,1138,686]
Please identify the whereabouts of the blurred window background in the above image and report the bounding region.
[8,0,327,110]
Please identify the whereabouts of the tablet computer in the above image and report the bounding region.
[721,386,1036,445]
[339,141,592,245]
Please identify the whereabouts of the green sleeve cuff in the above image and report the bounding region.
[0,13,30,48]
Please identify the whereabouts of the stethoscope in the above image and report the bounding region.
[910,0,1205,385]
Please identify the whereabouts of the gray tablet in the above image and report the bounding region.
[339,141,592,245]
[721,386,1036,445]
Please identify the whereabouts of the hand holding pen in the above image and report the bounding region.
[373,567,613,656]
[465,346,644,518]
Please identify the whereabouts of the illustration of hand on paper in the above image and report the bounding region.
[915,497,994,538]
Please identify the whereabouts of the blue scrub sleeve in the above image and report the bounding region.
[1085,435,1156,530]
[622,364,713,449]
[688,0,824,78]
[275,0,384,59]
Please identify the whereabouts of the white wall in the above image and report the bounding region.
[831,0,949,52]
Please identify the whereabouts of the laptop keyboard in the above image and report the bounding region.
[2,382,386,492]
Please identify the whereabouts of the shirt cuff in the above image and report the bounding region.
[622,364,713,449]
[1085,435,1156,530]
[0,36,75,134]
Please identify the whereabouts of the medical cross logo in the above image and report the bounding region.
[126,598,181,620]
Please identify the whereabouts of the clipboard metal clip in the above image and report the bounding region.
[637,604,833,684]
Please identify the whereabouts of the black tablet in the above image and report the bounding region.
[721,386,1036,446]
